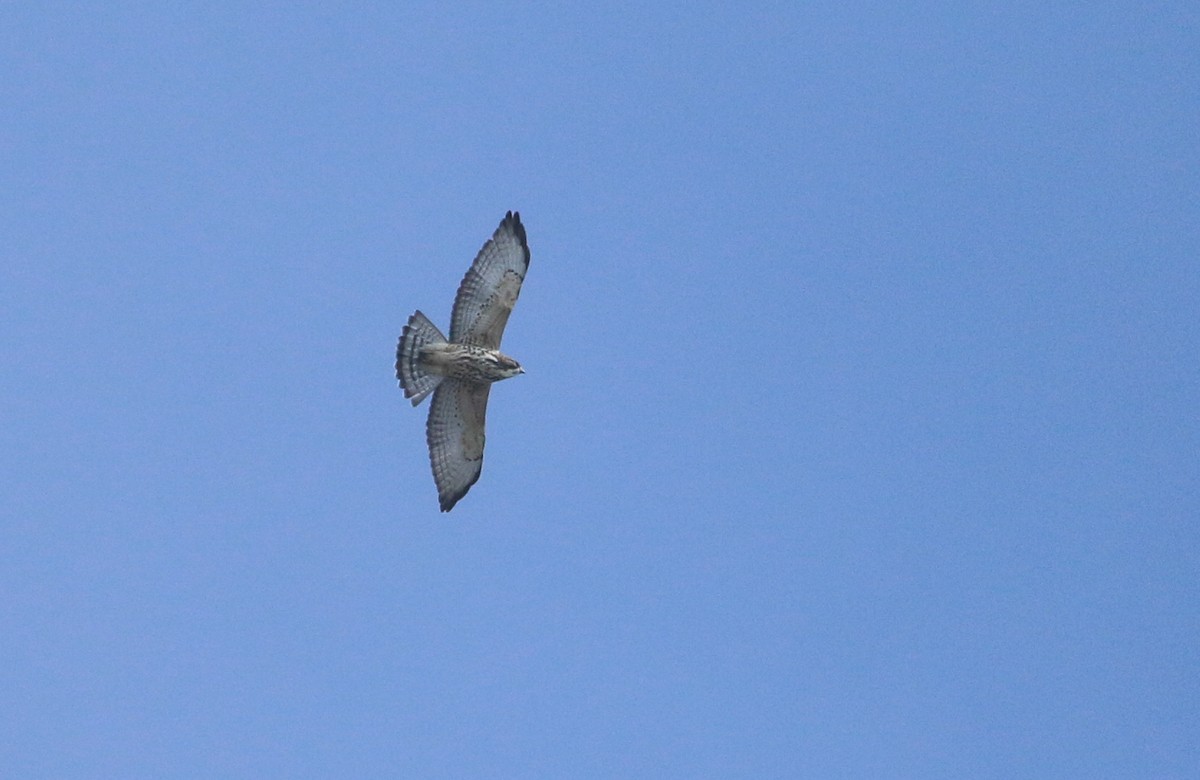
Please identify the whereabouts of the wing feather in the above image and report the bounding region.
[449,211,530,348]
[425,379,491,512]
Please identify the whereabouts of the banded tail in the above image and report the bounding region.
[396,310,447,406]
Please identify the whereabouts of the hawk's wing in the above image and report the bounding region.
[449,211,530,349]
[426,379,491,512]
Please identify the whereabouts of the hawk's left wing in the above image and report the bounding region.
[449,211,530,349]
[425,378,491,512]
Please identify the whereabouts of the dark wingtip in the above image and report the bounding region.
[501,210,527,248]
[501,207,530,265]
[436,465,483,512]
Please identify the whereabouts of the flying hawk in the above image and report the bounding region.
[396,211,531,511]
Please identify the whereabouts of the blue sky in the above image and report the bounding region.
[2,2,1196,777]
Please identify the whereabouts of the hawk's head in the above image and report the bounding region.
[492,353,525,380]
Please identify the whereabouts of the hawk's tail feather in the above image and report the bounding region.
[397,310,447,406]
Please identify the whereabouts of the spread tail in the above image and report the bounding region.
[396,310,447,406]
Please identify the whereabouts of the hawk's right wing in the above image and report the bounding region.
[425,378,491,512]
[449,211,530,349]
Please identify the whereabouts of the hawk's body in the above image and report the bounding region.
[396,211,530,512]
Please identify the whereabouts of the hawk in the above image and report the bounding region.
[396,211,531,512]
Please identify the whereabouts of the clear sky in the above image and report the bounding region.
[2,3,1196,777]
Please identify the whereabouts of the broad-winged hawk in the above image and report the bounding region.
[396,211,531,511]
